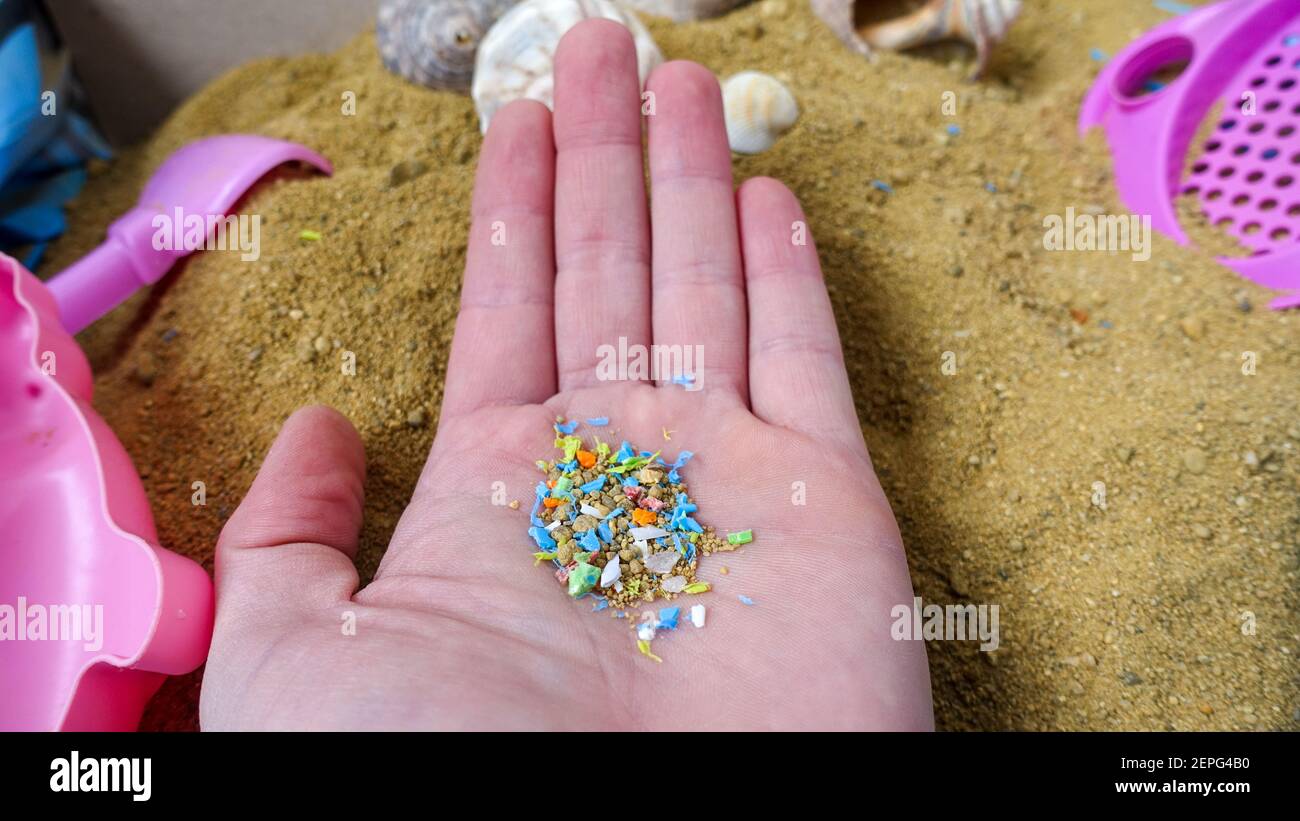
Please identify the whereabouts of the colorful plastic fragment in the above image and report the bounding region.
[690,605,706,628]
[554,419,579,434]
[657,607,680,629]
[567,562,600,597]
[727,530,754,545]
[636,639,662,663]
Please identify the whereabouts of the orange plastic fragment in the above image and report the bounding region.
[632,508,657,526]
[543,498,562,508]
[576,450,596,468]
[546,479,556,488]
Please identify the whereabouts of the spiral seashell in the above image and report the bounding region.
[617,0,749,22]
[811,0,1022,79]
[472,0,664,133]
[376,0,521,92]
[721,71,799,155]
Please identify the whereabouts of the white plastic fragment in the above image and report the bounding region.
[630,527,670,541]
[637,611,657,642]
[690,604,706,628]
[580,504,603,518]
[600,555,621,588]
[660,575,687,593]
[633,539,648,557]
[644,551,681,575]
[545,520,562,531]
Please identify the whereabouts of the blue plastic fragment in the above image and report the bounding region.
[671,374,695,388]
[593,598,609,612]
[554,419,579,434]
[666,450,694,482]
[615,441,635,462]
[984,182,997,193]
[739,595,755,606]
[657,607,680,630]
[871,179,893,194]
[601,507,626,521]
[597,523,613,543]
[528,527,557,550]
[585,417,609,426]
[1089,47,1108,62]
[580,475,606,494]
[946,124,960,136]
[615,611,627,619]
[1153,0,1192,14]
[558,459,578,473]
[578,529,600,552]
[1288,35,1300,47]
[622,475,639,487]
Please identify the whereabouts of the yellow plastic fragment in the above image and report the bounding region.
[637,640,662,663]
[683,582,711,594]
[532,551,557,566]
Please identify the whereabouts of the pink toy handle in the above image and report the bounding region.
[46,207,175,335]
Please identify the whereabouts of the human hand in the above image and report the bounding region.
[199,18,933,730]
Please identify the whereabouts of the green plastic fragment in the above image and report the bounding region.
[299,229,322,241]
[567,562,600,597]
[727,530,754,546]
[556,435,582,462]
[554,477,572,494]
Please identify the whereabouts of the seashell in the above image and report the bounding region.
[811,0,1022,79]
[616,0,749,22]
[472,0,664,133]
[376,0,520,92]
[721,71,799,155]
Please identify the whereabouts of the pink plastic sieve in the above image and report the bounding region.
[1079,0,1300,310]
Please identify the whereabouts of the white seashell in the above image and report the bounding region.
[472,0,664,133]
[377,0,520,92]
[617,0,748,22]
[721,71,798,155]
[810,0,1022,80]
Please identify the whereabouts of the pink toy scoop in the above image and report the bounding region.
[46,134,332,333]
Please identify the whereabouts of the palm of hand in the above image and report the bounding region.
[200,21,931,731]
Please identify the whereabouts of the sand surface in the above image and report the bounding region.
[43,0,1299,730]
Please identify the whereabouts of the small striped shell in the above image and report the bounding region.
[376,0,520,92]
[471,0,664,133]
[617,0,749,22]
[811,0,1022,78]
[721,71,798,155]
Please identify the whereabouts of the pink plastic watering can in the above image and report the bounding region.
[1,135,331,731]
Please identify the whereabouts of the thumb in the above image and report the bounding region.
[214,403,366,618]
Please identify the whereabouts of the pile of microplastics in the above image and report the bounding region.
[525,417,753,663]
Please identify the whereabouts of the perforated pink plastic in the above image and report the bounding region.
[1080,0,1300,310]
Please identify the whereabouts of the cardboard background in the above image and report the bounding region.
[45,0,378,145]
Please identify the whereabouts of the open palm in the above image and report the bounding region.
[200,19,932,731]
